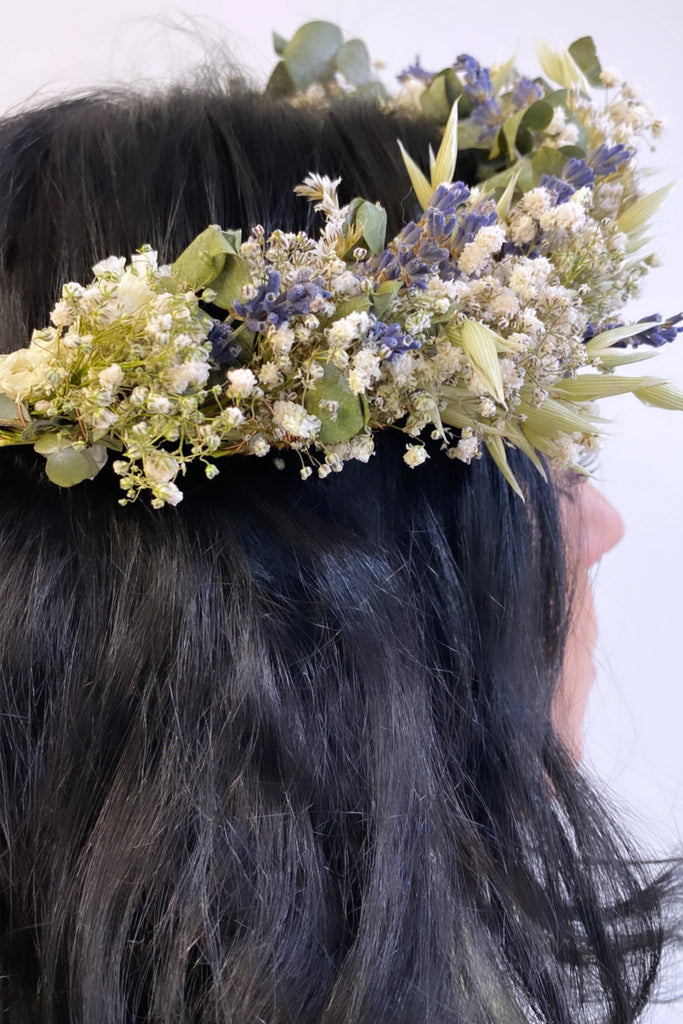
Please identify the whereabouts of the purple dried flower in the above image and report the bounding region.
[562,158,596,190]
[589,143,633,178]
[537,174,575,206]
[233,268,331,332]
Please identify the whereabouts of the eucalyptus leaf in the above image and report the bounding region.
[531,147,567,184]
[272,31,288,56]
[521,99,554,131]
[457,120,490,150]
[44,445,107,488]
[420,73,451,123]
[568,36,603,88]
[34,432,71,455]
[372,280,401,319]
[356,201,387,255]
[336,38,372,86]
[172,225,240,292]
[304,361,365,444]
[210,254,253,310]
[0,394,24,425]
[329,295,371,321]
[265,59,296,99]
[283,21,343,90]
[483,157,533,193]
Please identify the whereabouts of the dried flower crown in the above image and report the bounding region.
[0,25,681,507]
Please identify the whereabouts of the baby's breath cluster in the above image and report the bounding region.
[0,38,681,506]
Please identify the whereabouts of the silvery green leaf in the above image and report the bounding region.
[372,280,401,319]
[329,295,371,321]
[210,255,253,310]
[44,445,106,487]
[531,147,567,184]
[172,225,239,291]
[265,60,296,99]
[483,157,533,193]
[397,140,433,209]
[568,36,603,88]
[272,31,288,56]
[356,201,387,255]
[457,120,490,150]
[420,74,451,124]
[0,394,24,425]
[521,99,554,131]
[304,361,365,444]
[536,42,587,91]
[336,39,372,86]
[283,21,343,90]
[34,432,69,455]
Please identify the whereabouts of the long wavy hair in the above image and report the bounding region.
[0,80,677,1023]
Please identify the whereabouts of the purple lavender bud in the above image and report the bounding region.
[510,77,544,110]
[588,143,633,177]
[397,57,435,82]
[562,158,596,190]
[537,174,575,206]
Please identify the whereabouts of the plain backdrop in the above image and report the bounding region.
[1,1,681,1017]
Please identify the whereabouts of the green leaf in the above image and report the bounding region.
[397,140,433,209]
[460,320,506,405]
[34,431,70,455]
[336,38,372,86]
[495,167,522,218]
[172,225,241,292]
[502,108,527,160]
[483,157,533,193]
[265,59,295,99]
[521,99,554,131]
[355,201,387,255]
[304,361,365,443]
[457,120,490,150]
[372,280,401,319]
[44,444,107,487]
[617,184,673,235]
[210,254,252,310]
[283,21,343,90]
[596,348,658,368]
[485,435,524,499]
[522,398,596,435]
[329,295,371,321]
[420,73,451,123]
[0,394,25,425]
[272,31,288,56]
[568,36,603,88]
[531,146,567,184]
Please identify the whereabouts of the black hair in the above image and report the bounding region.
[0,81,678,1023]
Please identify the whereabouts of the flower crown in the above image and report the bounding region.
[0,25,681,507]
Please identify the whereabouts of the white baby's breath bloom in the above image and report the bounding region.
[50,300,74,328]
[452,434,480,463]
[520,188,551,220]
[91,408,118,431]
[258,361,282,388]
[272,400,321,439]
[93,255,126,279]
[219,406,245,430]
[153,482,183,506]
[327,310,372,348]
[540,201,587,233]
[403,444,429,468]
[144,452,179,484]
[147,393,171,415]
[300,466,313,480]
[98,364,124,391]
[205,463,220,480]
[479,398,496,418]
[130,386,149,406]
[600,67,621,88]
[509,213,537,246]
[165,359,211,394]
[226,367,257,399]
[348,349,381,394]
[458,226,506,276]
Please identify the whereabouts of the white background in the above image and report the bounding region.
[1,1,681,1017]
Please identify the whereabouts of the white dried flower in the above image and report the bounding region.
[272,400,321,439]
[226,367,257,399]
[403,444,429,468]
[98,364,124,391]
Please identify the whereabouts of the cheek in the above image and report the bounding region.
[554,572,598,759]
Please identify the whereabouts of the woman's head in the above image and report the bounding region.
[0,82,672,1023]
